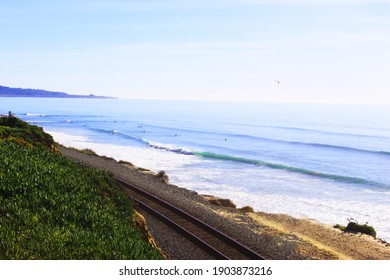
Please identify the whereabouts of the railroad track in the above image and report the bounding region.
[115,177,266,260]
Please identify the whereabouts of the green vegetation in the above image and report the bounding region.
[68,147,117,161]
[345,222,377,238]
[0,114,54,148]
[334,218,377,239]
[333,224,346,231]
[0,115,163,259]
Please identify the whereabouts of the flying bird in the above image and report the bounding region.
[275,80,281,84]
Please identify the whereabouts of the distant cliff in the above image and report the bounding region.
[0,85,116,99]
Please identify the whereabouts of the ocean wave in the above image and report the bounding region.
[26,120,55,124]
[146,141,194,155]
[42,116,389,157]
[83,126,388,187]
[86,126,196,155]
[24,113,103,119]
[144,140,388,187]
[192,151,388,188]
[217,133,389,156]
[127,123,390,156]
[87,127,144,141]
[223,122,390,139]
[25,113,46,117]
[268,137,390,156]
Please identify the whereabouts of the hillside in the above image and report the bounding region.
[0,115,162,259]
[0,85,115,99]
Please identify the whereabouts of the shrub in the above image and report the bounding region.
[239,206,255,213]
[334,218,377,239]
[209,198,236,208]
[80,148,98,156]
[0,115,54,148]
[333,224,346,231]
[156,170,169,183]
[345,222,376,238]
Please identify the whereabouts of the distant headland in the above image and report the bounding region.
[0,85,116,99]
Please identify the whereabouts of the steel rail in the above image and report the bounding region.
[115,177,266,260]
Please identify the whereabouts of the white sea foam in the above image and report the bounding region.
[26,113,46,117]
[46,130,90,147]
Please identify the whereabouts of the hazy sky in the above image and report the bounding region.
[1,0,389,103]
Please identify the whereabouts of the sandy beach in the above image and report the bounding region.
[58,145,390,260]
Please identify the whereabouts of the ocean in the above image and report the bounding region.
[1,98,390,241]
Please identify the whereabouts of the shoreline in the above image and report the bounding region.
[45,129,390,243]
[58,144,390,260]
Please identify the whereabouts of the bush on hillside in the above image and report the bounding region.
[334,218,377,239]
[345,222,377,238]
[156,170,169,183]
[0,114,54,148]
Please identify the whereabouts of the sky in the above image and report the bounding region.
[1,0,390,103]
